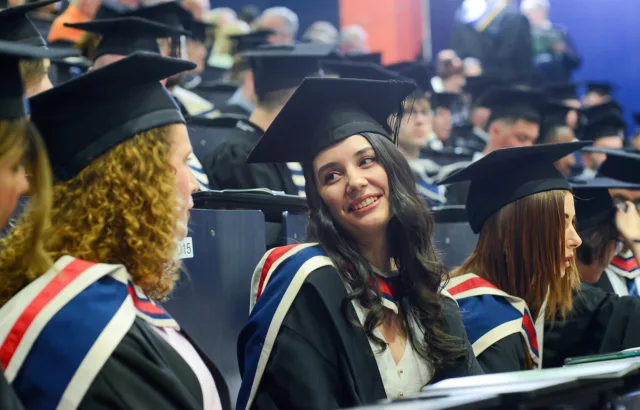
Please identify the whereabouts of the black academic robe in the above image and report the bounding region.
[476,333,528,374]
[543,284,640,369]
[216,103,251,118]
[81,318,231,410]
[205,120,298,195]
[0,370,22,410]
[241,265,483,410]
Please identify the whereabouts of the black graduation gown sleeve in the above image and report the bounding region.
[543,284,640,368]
[476,333,527,374]
[216,103,251,118]
[80,318,230,410]
[205,130,297,195]
[495,13,533,85]
[0,370,23,410]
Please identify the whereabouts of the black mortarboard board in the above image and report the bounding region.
[228,30,273,55]
[189,20,214,43]
[437,141,590,233]
[95,0,129,19]
[247,77,416,163]
[126,1,193,31]
[0,0,59,46]
[385,61,413,73]
[581,103,625,142]
[588,148,640,184]
[389,62,433,94]
[571,178,640,231]
[0,40,80,119]
[244,43,334,98]
[585,81,614,96]
[320,60,406,81]
[347,52,382,65]
[65,17,188,59]
[29,52,196,181]
[477,86,547,124]
[430,92,461,111]
[545,83,578,101]
[539,100,574,141]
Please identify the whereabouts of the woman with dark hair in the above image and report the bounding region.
[237,77,482,410]
[438,141,586,373]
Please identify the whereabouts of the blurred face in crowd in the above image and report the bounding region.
[0,154,29,229]
[470,106,491,130]
[432,107,452,142]
[313,135,390,242]
[397,98,432,156]
[551,127,576,177]
[256,15,294,44]
[582,136,623,171]
[609,189,640,212]
[187,39,207,74]
[488,118,539,151]
[582,92,610,108]
[563,99,581,129]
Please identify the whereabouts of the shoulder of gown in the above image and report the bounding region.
[476,333,528,373]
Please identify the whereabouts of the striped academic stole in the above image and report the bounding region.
[286,162,306,197]
[240,243,334,410]
[458,0,508,32]
[608,250,640,296]
[444,273,540,368]
[0,256,178,410]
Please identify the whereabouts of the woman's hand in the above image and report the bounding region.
[616,201,640,247]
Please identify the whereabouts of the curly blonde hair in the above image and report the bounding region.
[0,119,52,294]
[0,124,182,304]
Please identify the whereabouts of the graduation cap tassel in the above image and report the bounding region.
[391,81,408,147]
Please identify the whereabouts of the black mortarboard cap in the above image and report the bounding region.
[430,92,461,111]
[320,60,406,81]
[539,100,574,141]
[581,102,625,142]
[545,83,578,101]
[477,86,547,124]
[589,148,640,184]
[347,52,381,65]
[29,52,196,181]
[125,1,193,31]
[189,20,214,43]
[464,76,502,106]
[0,40,80,120]
[585,81,614,96]
[0,0,59,46]
[65,17,188,59]
[571,177,640,231]
[247,77,417,163]
[437,141,590,233]
[244,43,334,98]
[389,62,432,94]
[229,30,273,55]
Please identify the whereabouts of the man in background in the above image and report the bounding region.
[339,25,369,55]
[521,0,581,86]
[302,21,338,45]
[253,7,298,44]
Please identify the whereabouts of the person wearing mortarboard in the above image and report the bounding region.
[237,77,483,410]
[438,141,587,373]
[64,14,211,191]
[127,1,215,119]
[428,92,462,152]
[0,38,82,410]
[461,75,500,153]
[538,100,577,177]
[582,81,613,108]
[181,19,215,90]
[0,0,79,96]
[451,0,533,86]
[543,176,640,368]
[322,60,446,207]
[576,101,625,180]
[213,29,272,117]
[437,86,547,205]
[545,83,581,129]
[582,149,640,297]
[0,52,231,410]
[204,43,333,197]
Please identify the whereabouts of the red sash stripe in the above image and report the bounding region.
[0,259,96,371]
[256,244,300,301]
[447,276,499,296]
[521,310,539,352]
[126,286,166,316]
[611,255,639,272]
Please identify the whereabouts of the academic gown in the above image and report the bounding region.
[0,370,23,410]
[215,102,251,118]
[204,120,298,195]
[543,283,640,369]
[444,273,542,374]
[237,244,483,410]
[0,256,230,410]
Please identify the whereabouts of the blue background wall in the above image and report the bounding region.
[429,0,640,132]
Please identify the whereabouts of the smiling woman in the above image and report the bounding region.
[237,77,483,410]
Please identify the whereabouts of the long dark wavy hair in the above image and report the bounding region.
[302,132,466,375]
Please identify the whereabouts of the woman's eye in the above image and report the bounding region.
[360,157,376,166]
[324,172,339,184]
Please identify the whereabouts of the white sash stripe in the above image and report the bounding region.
[57,297,136,410]
[4,262,121,382]
[472,319,523,357]
[245,255,334,410]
